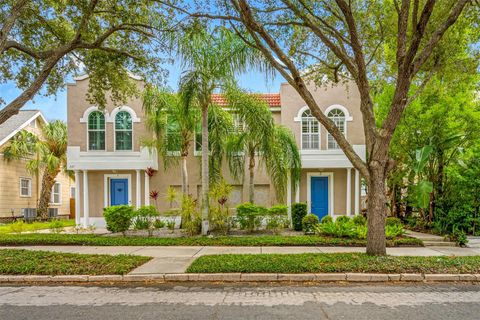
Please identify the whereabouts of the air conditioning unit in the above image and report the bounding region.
[48,208,58,218]
[22,208,37,222]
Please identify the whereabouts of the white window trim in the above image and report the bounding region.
[87,111,106,152]
[109,106,141,123]
[103,174,132,207]
[19,177,32,198]
[326,108,348,150]
[306,172,334,217]
[114,111,134,152]
[49,182,62,205]
[299,109,321,151]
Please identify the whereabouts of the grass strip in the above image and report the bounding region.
[0,249,150,275]
[0,233,423,247]
[0,220,76,234]
[186,252,480,274]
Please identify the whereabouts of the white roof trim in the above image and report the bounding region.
[0,111,47,146]
[73,71,142,81]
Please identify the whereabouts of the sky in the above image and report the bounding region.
[0,63,286,122]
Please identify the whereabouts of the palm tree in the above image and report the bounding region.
[3,121,68,219]
[143,86,198,195]
[226,88,301,203]
[177,26,271,234]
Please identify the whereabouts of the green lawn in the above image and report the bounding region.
[0,233,423,247]
[186,253,480,274]
[0,249,150,275]
[0,219,76,234]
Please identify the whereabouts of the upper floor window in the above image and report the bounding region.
[88,111,105,151]
[327,109,346,149]
[166,118,181,153]
[50,182,61,205]
[115,111,133,150]
[301,109,320,150]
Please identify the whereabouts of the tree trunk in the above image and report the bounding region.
[37,169,59,220]
[201,105,209,235]
[181,155,189,195]
[366,164,387,256]
[248,153,255,203]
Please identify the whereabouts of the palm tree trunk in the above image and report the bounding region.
[37,169,59,220]
[248,153,255,203]
[181,155,189,195]
[201,105,209,235]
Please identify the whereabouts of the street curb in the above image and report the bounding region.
[1,273,479,284]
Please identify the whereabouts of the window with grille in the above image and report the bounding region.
[115,111,133,150]
[327,109,346,149]
[88,111,105,150]
[50,182,61,204]
[19,178,31,197]
[301,109,320,149]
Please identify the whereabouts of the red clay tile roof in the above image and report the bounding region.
[211,93,281,107]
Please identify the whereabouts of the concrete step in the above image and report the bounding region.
[424,241,456,247]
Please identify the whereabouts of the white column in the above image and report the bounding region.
[287,171,292,225]
[295,179,300,203]
[74,170,81,225]
[354,169,360,215]
[136,169,141,208]
[83,170,89,227]
[346,168,352,216]
[144,171,150,206]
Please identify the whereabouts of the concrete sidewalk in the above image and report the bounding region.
[2,245,480,274]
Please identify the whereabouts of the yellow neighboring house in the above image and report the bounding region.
[0,110,73,222]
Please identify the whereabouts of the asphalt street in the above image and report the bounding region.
[1,283,480,319]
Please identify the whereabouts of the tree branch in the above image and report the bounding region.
[0,0,29,53]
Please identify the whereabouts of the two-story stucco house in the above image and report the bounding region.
[0,110,73,221]
[67,74,366,227]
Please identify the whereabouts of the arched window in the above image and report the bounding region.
[301,109,320,149]
[327,109,346,149]
[115,111,132,150]
[88,111,105,151]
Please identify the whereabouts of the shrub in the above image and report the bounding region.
[336,216,351,224]
[133,206,159,236]
[181,195,201,236]
[48,219,64,234]
[266,205,288,234]
[9,221,25,234]
[321,215,333,224]
[335,220,357,237]
[352,215,367,226]
[236,203,266,232]
[302,214,319,234]
[385,224,406,240]
[208,180,232,235]
[291,203,307,231]
[355,225,368,239]
[153,219,165,229]
[451,229,468,246]
[103,205,134,236]
[166,219,175,233]
[386,217,403,227]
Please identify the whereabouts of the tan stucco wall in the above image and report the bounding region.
[280,81,365,148]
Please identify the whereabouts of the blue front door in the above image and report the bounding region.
[110,179,128,206]
[311,176,329,220]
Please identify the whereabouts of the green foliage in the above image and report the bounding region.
[266,205,288,234]
[355,225,368,240]
[48,219,64,234]
[133,206,159,234]
[103,205,134,236]
[336,216,351,224]
[165,186,178,208]
[352,215,366,226]
[321,215,333,224]
[153,219,166,229]
[291,203,307,231]
[451,230,468,247]
[236,203,266,232]
[181,195,201,236]
[8,221,25,234]
[166,220,176,233]
[385,224,406,240]
[0,249,150,276]
[0,233,423,247]
[301,214,319,234]
[386,217,403,227]
[186,253,480,274]
[208,180,232,235]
